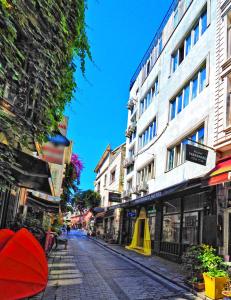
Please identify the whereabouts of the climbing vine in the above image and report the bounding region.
[0,0,91,143]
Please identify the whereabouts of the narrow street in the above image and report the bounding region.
[34,231,195,300]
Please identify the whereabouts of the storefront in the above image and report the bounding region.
[120,177,216,261]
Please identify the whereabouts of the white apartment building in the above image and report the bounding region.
[94,143,125,240]
[121,0,218,260]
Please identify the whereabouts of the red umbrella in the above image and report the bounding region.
[0,228,48,300]
[0,229,14,252]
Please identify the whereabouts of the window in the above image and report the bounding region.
[168,148,175,170]
[183,84,190,108]
[201,11,207,35]
[152,76,159,96]
[193,22,199,45]
[146,60,151,76]
[104,175,107,186]
[179,43,185,65]
[137,160,155,185]
[139,119,157,148]
[199,66,206,92]
[174,8,179,28]
[127,164,134,174]
[171,9,207,72]
[129,128,136,144]
[192,75,198,99]
[110,170,116,183]
[162,214,181,242]
[140,76,159,116]
[170,99,176,120]
[127,179,133,192]
[228,14,231,58]
[185,34,191,56]
[170,64,206,120]
[177,93,183,114]
[172,52,178,73]
[167,125,205,171]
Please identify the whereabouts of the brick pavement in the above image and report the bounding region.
[30,231,199,300]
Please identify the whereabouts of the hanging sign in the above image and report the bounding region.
[108,192,121,203]
[185,144,208,166]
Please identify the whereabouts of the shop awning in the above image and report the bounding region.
[204,156,231,186]
[0,143,52,194]
[27,193,60,213]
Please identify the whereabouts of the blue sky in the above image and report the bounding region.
[66,0,173,190]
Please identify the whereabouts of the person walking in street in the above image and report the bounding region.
[66,225,71,235]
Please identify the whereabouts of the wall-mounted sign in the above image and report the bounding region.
[109,192,121,203]
[185,144,208,166]
[127,212,136,217]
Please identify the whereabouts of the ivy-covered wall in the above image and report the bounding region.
[0,0,90,144]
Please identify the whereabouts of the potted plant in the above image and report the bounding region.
[198,245,228,300]
[222,280,231,299]
[182,245,205,291]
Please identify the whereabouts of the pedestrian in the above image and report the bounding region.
[66,225,71,235]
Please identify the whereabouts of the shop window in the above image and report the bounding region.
[164,198,181,214]
[162,214,181,243]
[182,212,199,245]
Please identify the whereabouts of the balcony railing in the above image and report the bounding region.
[127,97,136,110]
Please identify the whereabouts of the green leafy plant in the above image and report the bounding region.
[198,245,228,278]
[182,245,204,283]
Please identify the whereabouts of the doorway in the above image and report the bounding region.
[138,219,145,247]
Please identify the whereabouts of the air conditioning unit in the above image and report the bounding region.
[122,190,131,199]
[125,129,132,138]
[127,97,136,110]
[131,185,140,195]
[138,182,149,192]
[123,156,135,168]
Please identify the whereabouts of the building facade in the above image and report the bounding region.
[122,0,218,260]
[212,0,231,259]
[94,144,126,241]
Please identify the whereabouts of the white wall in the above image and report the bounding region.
[124,0,217,196]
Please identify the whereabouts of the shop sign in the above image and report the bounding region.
[185,144,208,166]
[109,192,121,203]
[127,212,136,217]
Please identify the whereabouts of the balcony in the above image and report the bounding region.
[131,185,140,196]
[138,181,149,193]
[123,156,135,168]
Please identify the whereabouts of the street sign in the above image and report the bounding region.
[185,144,208,166]
[109,192,121,203]
[127,212,136,217]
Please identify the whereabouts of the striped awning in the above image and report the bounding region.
[206,156,231,185]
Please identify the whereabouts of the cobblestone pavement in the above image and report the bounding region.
[31,230,197,300]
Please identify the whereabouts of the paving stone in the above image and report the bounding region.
[30,230,197,300]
